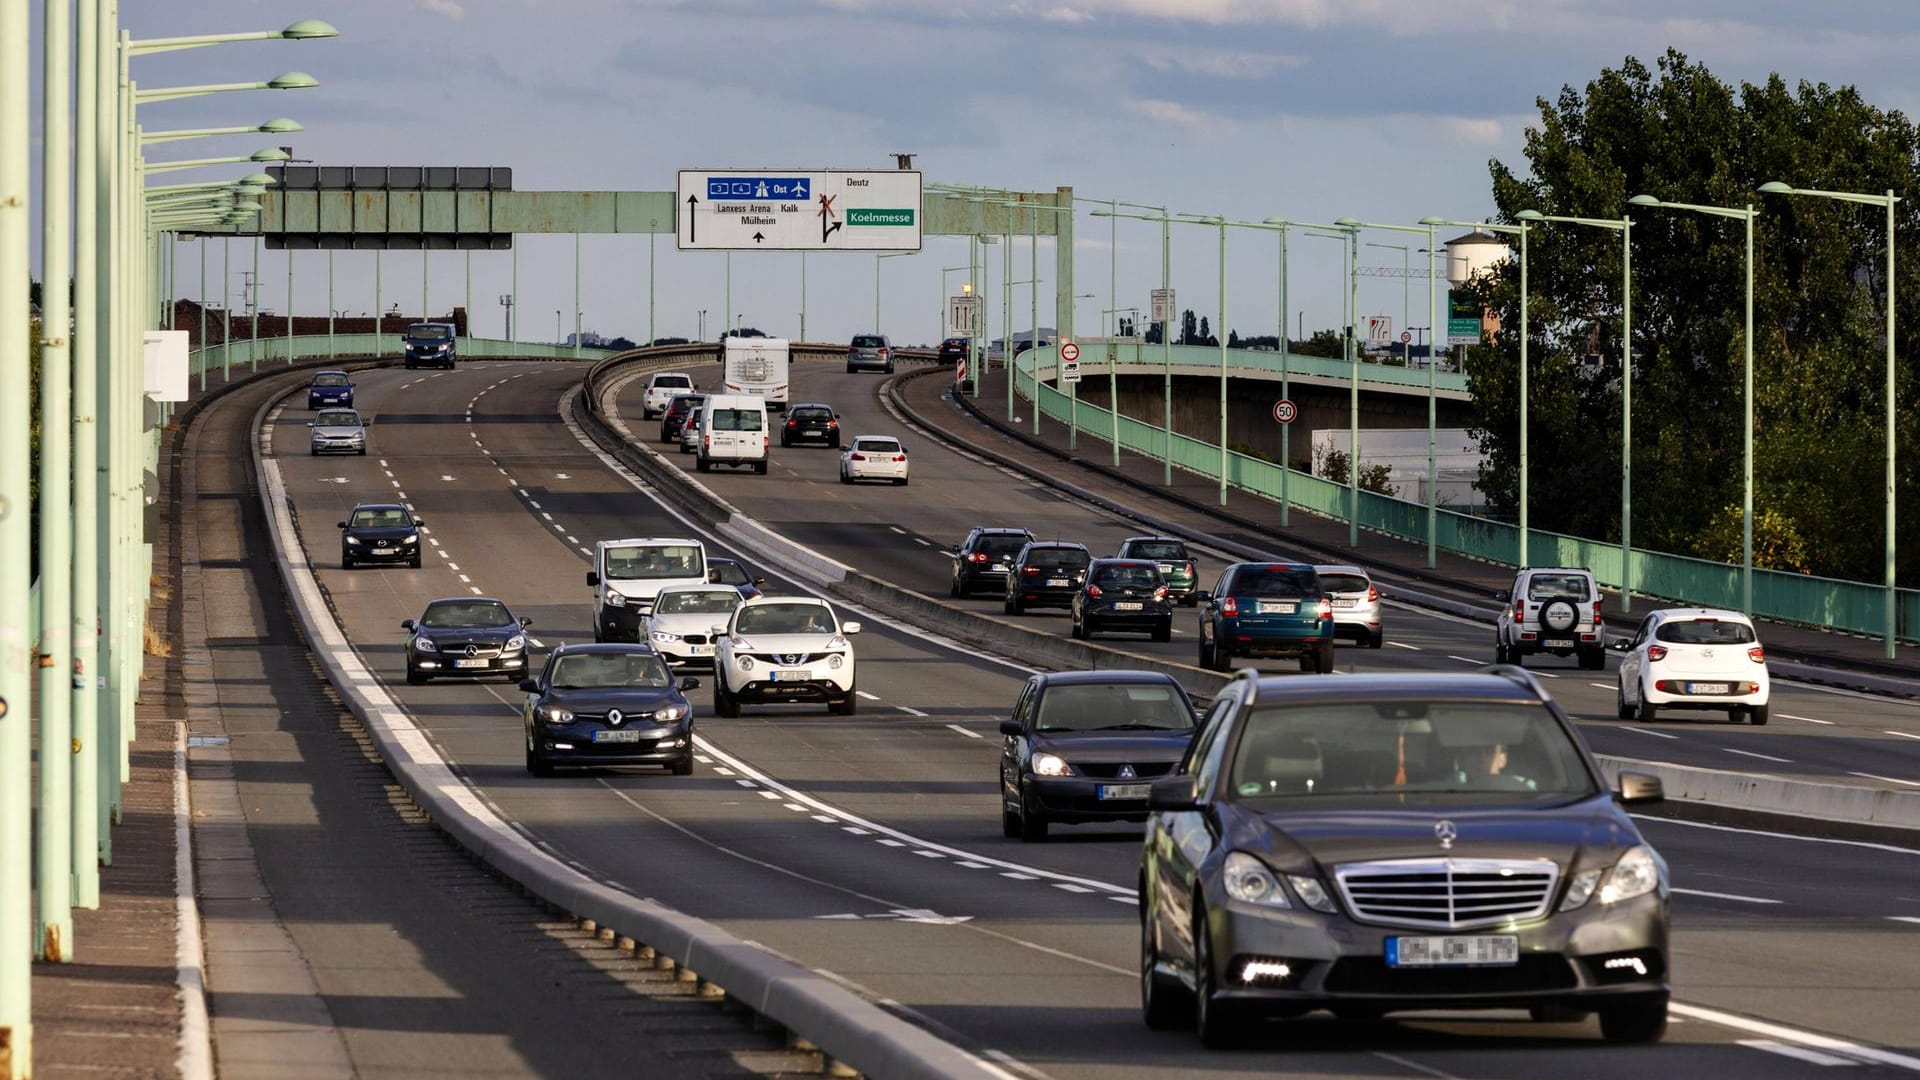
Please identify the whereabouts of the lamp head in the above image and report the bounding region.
[1417,216,1448,226]
[1757,182,1794,195]
[250,148,291,162]
[239,172,275,188]
[268,72,320,90]
[1627,194,1660,207]
[280,19,339,39]
[260,118,303,133]
[1515,209,1545,221]
[1333,217,1363,228]
[1260,216,1291,225]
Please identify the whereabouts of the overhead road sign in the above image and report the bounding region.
[678,169,923,251]
[234,165,516,250]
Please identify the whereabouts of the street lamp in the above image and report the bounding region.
[1758,180,1899,656]
[144,146,289,174]
[127,20,339,55]
[1422,216,1532,566]
[1094,206,1177,484]
[133,71,318,104]
[139,117,303,145]
[1168,212,1240,505]
[1516,208,1635,607]
[957,194,1075,420]
[877,251,912,335]
[1627,194,1758,615]
[1348,219,1446,564]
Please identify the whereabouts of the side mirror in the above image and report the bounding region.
[842,621,862,634]
[1494,589,1510,603]
[1609,639,1632,652]
[400,619,415,631]
[709,625,729,638]
[586,571,600,587]
[1614,771,1664,806]
[411,518,424,528]
[519,617,533,628]
[752,576,766,586]
[306,420,315,427]
[336,521,347,529]
[998,719,1023,737]
[1191,591,1210,603]
[517,678,540,693]
[679,677,701,691]
[1147,776,1200,812]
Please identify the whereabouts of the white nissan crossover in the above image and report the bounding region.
[710,597,860,717]
[1614,607,1770,724]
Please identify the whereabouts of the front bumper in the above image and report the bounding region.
[532,722,693,768]
[405,351,454,367]
[311,437,365,454]
[308,394,352,408]
[727,661,853,703]
[1026,775,1153,822]
[652,639,716,667]
[344,542,416,563]
[410,652,526,677]
[1202,890,1669,1015]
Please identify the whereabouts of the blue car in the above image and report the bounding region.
[520,643,700,776]
[306,369,354,409]
[1197,562,1335,673]
[706,556,766,600]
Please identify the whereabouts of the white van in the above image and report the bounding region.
[695,394,770,475]
[586,538,708,642]
[723,336,789,409]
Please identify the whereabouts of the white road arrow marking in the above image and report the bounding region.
[441,475,456,481]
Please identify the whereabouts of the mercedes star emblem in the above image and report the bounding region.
[464,644,478,658]
[607,709,624,727]
[1434,820,1458,850]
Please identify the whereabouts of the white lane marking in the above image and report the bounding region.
[1052,883,1093,894]
[395,491,407,500]
[1533,671,1560,679]
[436,550,450,559]
[1446,655,1481,665]
[894,705,929,717]
[379,459,390,467]
[566,536,579,544]
[428,538,441,547]
[458,575,471,583]
[855,690,880,701]
[528,638,544,648]
[956,861,988,870]
[1631,814,1920,857]
[842,826,870,836]
[1386,641,1422,651]
[1671,886,1783,905]
[913,537,932,546]
[757,790,781,801]
[812,815,837,824]
[1368,1050,1459,1079]
[530,500,543,510]
[980,1051,1049,1080]
[1737,1041,1859,1067]
[1000,872,1035,881]
[576,546,590,555]
[468,586,483,595]
[1722,747,1793,764]
[713,766,735,776]
[1885,730,1920,741]
[784,803,808,813]
[736,778,761,788]
[1619,726,1679,740]
[1850,771,1920,787]
[1590,682,1613,689]
[1888,916,1920,926]
[888,526,907,534]
[1782,713,1835,725]
[439,474,455,481]
[1108,895,1138,906]
[1672,1002,1920,1071]
[875,838,905,848]
[447,563,461,571]
[912,850,944,859]
[947,724,982,739]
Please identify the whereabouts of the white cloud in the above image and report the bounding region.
[421,0,467,18]
[1140,49,1306,79]
[1126,97,1235,136]
[1440,116,1504,145]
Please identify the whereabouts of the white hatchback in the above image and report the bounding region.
[1615,608,1770,724]
[839,436,909,485]
[642,371,696,418]
[647,584,742,668]
[1314,564,1383,649]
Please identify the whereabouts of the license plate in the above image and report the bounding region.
[689,644,713,656]
[593,729,642,744]
[993,563,1009,571]
[805,428,823,435]
[1257,601,1296,614]
[454,658,489,669]
[1386,935,1518,968]
[769,669,807,682]
[373,547,394,554]
[1046,578,1069,587]
[1098,783,1151,800]
[1332,598,1356,608]
[1114,602,1144,611]
[1157,563,1174,573]
[1688,682,1730,694]
[1544,638,1575,648]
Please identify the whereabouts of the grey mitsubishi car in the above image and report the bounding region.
[1139,666,1670,1047]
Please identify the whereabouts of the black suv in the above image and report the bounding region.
[1072,559,1173,641]
[520,643,700,777]
[659,393,705,443]
[937,337,969,365]
[780,402,841,447]
[402,322,457,369]
[1004,542,1091,614]
[950,527,1036,598]
[338,503,423,569]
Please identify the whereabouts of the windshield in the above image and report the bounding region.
[1231,568,1318,598]
[1227,701,1597,803]
[547,652,670,690]
[419,600,514,629]
[1319,573,1371,595]
[312,373,350,387]
[1024,547,1089,569]
[854,439,901,454]
[1094,562,1160,587]
[654,589,739,615]
[710,408,763,432]
[977,534,1032,558]
[653,375,691,389]
[407,325,451,340]
[708,561,750,586]
[604,544,704,581]
[1037,683,1192,733]
[735,602,837,636]
[669,395,703,413]
[792,407,832,421]
[851,335,886,348]
[315,410,359,427]
[1528,573,1591,600]
[1655,618,1756,645]
[349,508,411,528]
[1128,541,1188,560]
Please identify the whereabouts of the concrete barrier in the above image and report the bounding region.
[1596,755,1920,832]
[250,381,1006,1080]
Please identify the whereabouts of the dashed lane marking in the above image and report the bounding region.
[894,705,928,717]
[1387,641,1422,650]
[1722,748,1793,764]
[947,724,981,738]
[1850,771,1920,787]
[1671,887,1783,905]
[856,690,880,701]
[1782,713,1834,725]
[1620,727,1679,740]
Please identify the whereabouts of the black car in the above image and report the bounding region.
[1004,541,1091,615]
[937,337,970,365]
[402,597,532,685]
[338,503,423,569]
[998,670,1197,841]
[659,393,706,443]
[949,527,1036,597]
[1117,536,1200,605]
[779,402,841,447]
[520,643,700,777]
[847,333,895,373]
[1140,668,1670,1047]
[707,556,766,600]
[1072,559,1173,641]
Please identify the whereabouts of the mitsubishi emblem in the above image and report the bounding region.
[1118,764,1137,780]
[607,709,624,727]
[1433,820,1458,850]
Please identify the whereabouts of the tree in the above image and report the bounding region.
[1180,309,1199,345]
[1292,330,1346,358]
[1227,329,1241,348]
[1470,49,1920,584]
[1198,316,1211,344]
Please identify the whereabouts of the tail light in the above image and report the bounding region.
[703,434,711,448]
[785,418,798,427]
[827,418,839,427]
[1367,586,1379,603]
[850,452,866,461]
[1748,647,1766,664]
[1022,567,1041,576]
[1220,597,1238,617]
[880,347,891,357]
[1086,584,1103,598]
[1592,601,1604,625]
[1153,586,1169,600]
[1316,598,1332,619]
[1647,644,1668,662]
[892,454,906,462]
[968,552,989,563]
[1186,561,1197,578]
[1513,598,1525,622]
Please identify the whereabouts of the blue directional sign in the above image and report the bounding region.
[705,176,810,201]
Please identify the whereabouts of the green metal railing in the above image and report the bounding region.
[1013,346,1917,642]
[1055,341,1471,394]
[186,333,600,374]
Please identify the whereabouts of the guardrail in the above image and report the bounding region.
[1023,341,1471,394]
[1011,346,1918,644]
[186,333,604,375]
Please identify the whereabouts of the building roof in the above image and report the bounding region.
[1444,230,1509,247]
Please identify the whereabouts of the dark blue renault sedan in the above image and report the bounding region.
[521,644,700,777]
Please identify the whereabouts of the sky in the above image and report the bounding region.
[29,0,1920,346]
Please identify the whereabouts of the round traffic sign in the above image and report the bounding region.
[1059,341,1080,362]
[1272,399,1297,425]
[1400,331,1413,344]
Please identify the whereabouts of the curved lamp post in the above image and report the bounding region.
[133,71,318,105]
[129,20,338,55]
[140,117,302,145]
[1090,206,1176,483]
[145,146,289,174]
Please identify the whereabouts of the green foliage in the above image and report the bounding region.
[1292,330,1346,358]
[1471,49,1919,584]
[1316,447,1395,494]
[1692,504,1812,574]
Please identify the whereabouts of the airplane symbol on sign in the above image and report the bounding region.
[818,193,841,244]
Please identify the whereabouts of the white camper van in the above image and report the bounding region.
[722,336,790,409]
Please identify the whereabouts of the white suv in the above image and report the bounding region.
[641,371,695,418]
[711,597,861,717]
[1494,566,1605,669]
[1615,608,1770,724]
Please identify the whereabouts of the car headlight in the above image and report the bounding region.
[650,630,682,644]
[827,634,849,649]
[1030,752,1070,777]
[536,703,573,725]
[1598,845,1661,905]
[653,704,690,723]
[505,635,525,652]
[1286,874,1337,914]
[827,654,844,670]
[413,637,437,653]
[345,536,362,546]
[737,655,755,671]
[402,534,418,545]
[1222,852,1292,908]
[604,590,626,607]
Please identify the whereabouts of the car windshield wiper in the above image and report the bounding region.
[1088,722,1176,731]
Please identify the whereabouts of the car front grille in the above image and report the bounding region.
[679,634,708,646]
[1073,761,1176,780]
[1333,858,1559,930]
[745,652,820,667]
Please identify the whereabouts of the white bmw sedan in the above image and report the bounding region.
[1615,608,1770,724]
[646,583,742,668]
